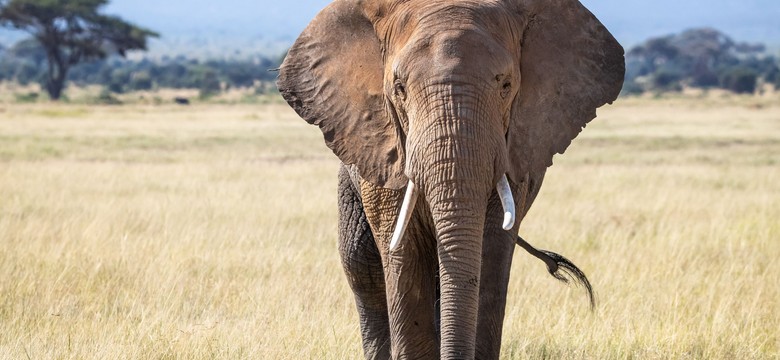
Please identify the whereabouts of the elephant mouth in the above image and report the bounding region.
[389,174,516,250]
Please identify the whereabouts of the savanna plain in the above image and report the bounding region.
[0,94,778,359]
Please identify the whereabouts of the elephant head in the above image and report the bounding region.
[278,0,624,357]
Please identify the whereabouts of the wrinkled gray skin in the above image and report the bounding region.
[278,0,624,359]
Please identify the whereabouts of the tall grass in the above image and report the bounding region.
[0,98,777,359]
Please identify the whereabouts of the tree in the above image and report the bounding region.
[0,0,158,100]
[624,28,779,95]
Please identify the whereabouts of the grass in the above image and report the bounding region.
[0,96,778,359]
[0,83,285,106]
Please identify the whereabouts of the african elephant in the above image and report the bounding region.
[277,0,624,358]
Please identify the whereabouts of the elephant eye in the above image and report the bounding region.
[394,79,407,101]
[500,80,512,99]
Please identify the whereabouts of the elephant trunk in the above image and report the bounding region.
[427,169,487,359]
[404,85,508,358]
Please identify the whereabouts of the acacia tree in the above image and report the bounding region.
[0,0,158,100]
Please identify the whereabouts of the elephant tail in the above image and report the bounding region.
[516,236,595,310]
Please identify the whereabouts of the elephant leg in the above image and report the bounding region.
[338,166,391,360]
[384,213,440,360]
[475,190,517,359]
[358,177,439,359]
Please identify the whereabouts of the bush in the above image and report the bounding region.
[720,66,758,94]
[14,91,39,103]
[15,62,42,85]
[107,69,131,93]
[620,80,644,96]
[93,89,122,105]
[198,70,221,98]
[128,70,153,91]
[653,69,683,91]
[691,70,719,88]
[765,66,780,87]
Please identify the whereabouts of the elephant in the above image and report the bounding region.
[277,0,624,358]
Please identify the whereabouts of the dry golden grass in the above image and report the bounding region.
[0,96,778,359]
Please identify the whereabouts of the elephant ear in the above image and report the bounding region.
[507,0,624,195]
[277,0,406,189]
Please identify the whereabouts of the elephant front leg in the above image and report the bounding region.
[359,179,440,359]
[338,167,391,360]
[384,218,440,360]
[475,190,517,359]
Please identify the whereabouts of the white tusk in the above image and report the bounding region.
[389,180,418,250]
[497,174,516,231]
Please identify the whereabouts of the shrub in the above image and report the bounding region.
[128,71,153,91]
[720,66,758,94]
[620,80,644,96]
[107,69,131,93]
[653,69,683,91]
[691,70,720,88]
[14,91,39,103]
[93,89,122,105]
[198,70,221,98]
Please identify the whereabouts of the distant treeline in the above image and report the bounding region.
[2,28,780,99]
[0,39,283,98]
[623,28,780,95]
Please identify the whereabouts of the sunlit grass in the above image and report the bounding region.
[0,96,778,359]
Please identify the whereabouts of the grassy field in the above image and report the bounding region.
[0,95,778,359]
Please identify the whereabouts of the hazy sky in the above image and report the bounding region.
[99,0,780,48]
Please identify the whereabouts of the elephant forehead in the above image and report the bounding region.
[411,1,518,39]
[432,30,509,62]
[412,0,508,23]
[394,29,514,84]
[383,8,518,78]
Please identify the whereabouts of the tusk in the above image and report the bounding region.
[497,174,516,230]
[389,180,418,250]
